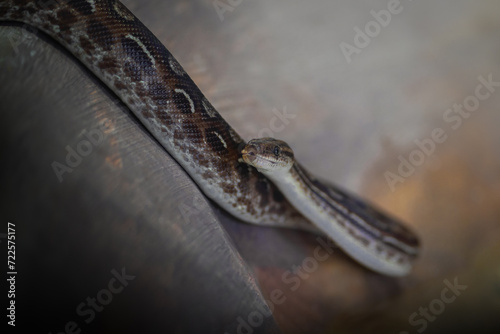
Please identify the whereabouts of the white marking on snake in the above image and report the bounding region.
[202,97,217,118]
[168,55,186,76]
[86,0,96,12]
[174,88,195,113]
[113,2,135,21]
[214,131,227,148]
[125,34,156,67]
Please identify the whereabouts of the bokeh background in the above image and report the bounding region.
[1,0,500,333]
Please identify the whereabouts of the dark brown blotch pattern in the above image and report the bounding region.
[148,82,169,105]
[204,127,227,154]
[86,19,112,51]
[78,35,95,55]
[123,60,142,82]
[98,55,119,74]
[180,119,202,141]
[256,179,270,207]
[66,0,94,16]
[55,8,76,29]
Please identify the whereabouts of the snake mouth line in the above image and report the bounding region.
[241,151,279,167]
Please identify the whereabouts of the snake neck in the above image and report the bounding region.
[263,163,417,276]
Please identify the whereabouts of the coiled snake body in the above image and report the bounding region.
[0,0,419,276]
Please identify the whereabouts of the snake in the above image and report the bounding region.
[0,0,419,276]
[241,138,419,276]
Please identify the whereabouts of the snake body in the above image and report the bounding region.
[1,0,419,276]
[242,139,418,276]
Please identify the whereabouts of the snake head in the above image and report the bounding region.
[241,138,294,173]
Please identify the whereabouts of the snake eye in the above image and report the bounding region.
[273,146,281,156]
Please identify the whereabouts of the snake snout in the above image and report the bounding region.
[241,144,258,164]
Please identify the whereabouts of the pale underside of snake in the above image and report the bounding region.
[1,0,419,276]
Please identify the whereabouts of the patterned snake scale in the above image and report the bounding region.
[0,0,419,274]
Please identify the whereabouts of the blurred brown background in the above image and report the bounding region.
[1,0,500,333]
